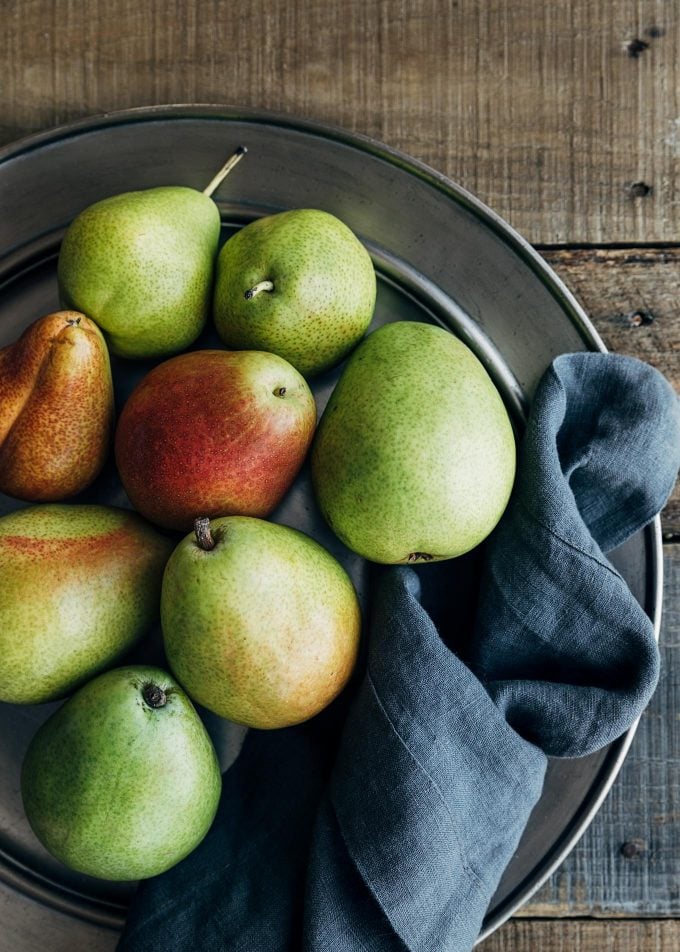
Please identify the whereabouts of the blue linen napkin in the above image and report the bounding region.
[119,352,680,952]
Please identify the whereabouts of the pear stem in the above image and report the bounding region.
[66,317,81,327]
[142,684,167,708]
[244,280,274,300]
[194,517,216,551]
[202,145,248,198]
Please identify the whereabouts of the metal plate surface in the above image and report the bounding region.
[0,106,662,950]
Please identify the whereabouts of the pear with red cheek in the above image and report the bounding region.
[115,349,317,531]
[162,516,361,729]
[0,311,114,501]
[0,505,173,705]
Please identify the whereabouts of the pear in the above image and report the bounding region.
[311,321,516,563]
[213,208,376,376]
[0,311,114,501]
[57,148,246,359]
[0,505,173,704]
[114,349,317,531]
[161,516,361,728]
[22,665,221,880]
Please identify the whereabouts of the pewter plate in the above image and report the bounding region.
[0,107,662,950]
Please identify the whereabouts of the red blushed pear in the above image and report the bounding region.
[114,349,317,531]
[0,311,114,501]
[0,505,173,705]
[161,516,361,729]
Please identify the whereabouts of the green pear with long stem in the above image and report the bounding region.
[58,148,247,359]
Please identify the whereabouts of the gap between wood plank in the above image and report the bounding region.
[505,916,680,921]
[536,242,680,251]
[478,916,680,951]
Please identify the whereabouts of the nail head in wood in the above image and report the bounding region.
[628,181,652,199]
[620,839,646,859]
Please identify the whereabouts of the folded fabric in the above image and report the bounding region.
[120,352,680,952]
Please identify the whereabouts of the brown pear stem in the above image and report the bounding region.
[202,145,248,198]
[66,317,81,327]
[142,684,167,708]
[194,517,216,551]
[244,280,274,300]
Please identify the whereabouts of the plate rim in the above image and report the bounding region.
[0,104,664,941]
[0,102,618,354]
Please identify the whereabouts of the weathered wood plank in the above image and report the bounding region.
[478,918,680,951]
[1,0,680,244]
[542,248,680,391]
[515,545,680,917]
[540,248,680,536]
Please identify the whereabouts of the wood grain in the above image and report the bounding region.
[2,0,680,244]
[542,249,680,391]
[516,546,680,918]
[479,918,680,951]
[541,248,680,536]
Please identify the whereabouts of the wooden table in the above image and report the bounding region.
[2,2,678,950]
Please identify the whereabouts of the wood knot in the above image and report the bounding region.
[626,309,655,327]
[645,26,665,39]
[626,38,649,58]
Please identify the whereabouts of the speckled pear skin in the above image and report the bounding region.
[311,321,516,564]
[213,209,376,377]
[0,311,114,501]
[115,349,317,531]
[0,505,174,704]
[58,187,220,359]
[162,516,361,729]
[21,665,221,881]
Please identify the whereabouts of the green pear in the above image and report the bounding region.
[21,665,221,880]
[58,148,246,359]
[311,321,516,563]
[161,516,361,728]
[213,209,376,376]
[0,505,173,704]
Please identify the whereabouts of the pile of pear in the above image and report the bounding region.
[0,148,515,883]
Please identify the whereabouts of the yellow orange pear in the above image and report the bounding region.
[0,311,114,501]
